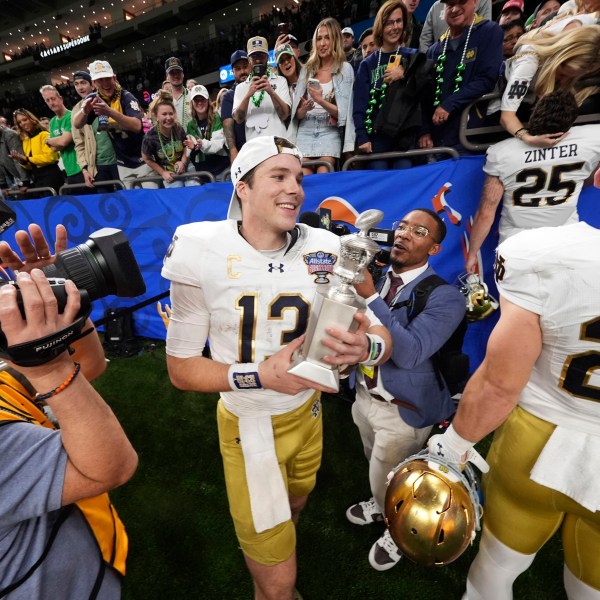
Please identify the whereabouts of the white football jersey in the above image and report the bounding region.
[484,125,600,242]
[162,220,375,408]
[495,222,600,433]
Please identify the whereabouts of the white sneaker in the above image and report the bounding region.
[346,497,384,525]
[368,528,403,571]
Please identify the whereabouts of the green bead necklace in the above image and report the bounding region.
[249,72,266,108]
[365,48,400,135]
[433,17,475,107]
[158,127,176,164]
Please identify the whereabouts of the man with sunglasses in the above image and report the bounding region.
[346,208,465,572]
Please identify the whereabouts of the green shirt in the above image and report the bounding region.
[49,110,81,177]
[92,118,117,166]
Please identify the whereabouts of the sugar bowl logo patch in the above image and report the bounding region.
[304,250,337,284]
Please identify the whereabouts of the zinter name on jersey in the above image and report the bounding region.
[524,144,579,164]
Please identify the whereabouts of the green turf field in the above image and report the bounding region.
[96,343,567,600]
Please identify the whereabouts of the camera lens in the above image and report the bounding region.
[42,228,146,300]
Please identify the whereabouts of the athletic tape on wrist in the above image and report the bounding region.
[444,423,475,456]
[359,333,386,366]
[228,363,263,390]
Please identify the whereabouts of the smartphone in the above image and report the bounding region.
[277,22,290,35]
[307,78,321,90]
[387,54,401,69]
[252,63,267,78]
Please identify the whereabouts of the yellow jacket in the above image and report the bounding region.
[22,131,59,169]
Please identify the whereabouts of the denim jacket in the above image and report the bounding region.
[287,62,356,153]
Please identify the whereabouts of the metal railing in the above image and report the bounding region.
[5,186,57,199]
[302,160,335,173]
[59,180,126,194]
[129,171,216,189]
[342,147,460,170]
[458,92,600,152]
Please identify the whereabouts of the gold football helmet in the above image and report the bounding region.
[384,451,483,567]
[457,272,499,322]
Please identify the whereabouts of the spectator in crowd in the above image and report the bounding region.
[428,220,600,600]
[287,34,302,59]
[233,36,292,141]
[0,117,7,127]
[186,79,199,91]
[419,0,503,154]
[73,60,148,188]
[142,91,198,188]
[465,90,600,272]
[0,123,31,195]
[162,80,174,94]
[40,85,83,188]
[70,70,120,193]
[419,0,492,52]
[347,208,465,572]
[161,134,392,600]
[10,109,64,194]
[185,84,229,178]
[275,43,302,104]
[501,19,525,58]
[500,25,600,145]
[358,27,377,59]
[221,50,249,162]
[164,57,192,130]
[527,0,562,28]
[498,0,525,24]
[0,223,137,599]
[215,88,229,116]
[402,0,423,48]
[289,17,356,174]
[342,26,362,70]
[39,116,50,130]
[354,0,415,169]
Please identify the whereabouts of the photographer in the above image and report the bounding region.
[0,224,137,599]
[233,36,291,142]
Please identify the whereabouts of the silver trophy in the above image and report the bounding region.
[288,209,384,390]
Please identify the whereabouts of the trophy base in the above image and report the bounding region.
[287,360,339,391]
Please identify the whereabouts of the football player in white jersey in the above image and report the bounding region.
[428,222,600,599]
[161,135,392,600]
[465,90,600,273]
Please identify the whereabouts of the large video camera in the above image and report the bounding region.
[299,209,395,280]
[0,228,146,366]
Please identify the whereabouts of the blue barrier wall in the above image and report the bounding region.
[7,156,600,368]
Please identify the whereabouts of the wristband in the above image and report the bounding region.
[443,423,474,456]
[36,362,81,401]
[359,333,386,366]
[514,127,527,140]
[228,363,263,390]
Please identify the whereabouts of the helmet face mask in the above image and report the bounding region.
[384,451,483,567]
[457,272,499,322]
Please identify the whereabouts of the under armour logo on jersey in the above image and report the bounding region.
[268,263,284,273]
[506,80,528,100]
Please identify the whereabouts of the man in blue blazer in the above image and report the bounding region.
[346,207,465,571]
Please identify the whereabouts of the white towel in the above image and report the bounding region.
[238,415,291,533]
[530,425,600,512]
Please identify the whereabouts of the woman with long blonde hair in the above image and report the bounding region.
[289,17,355,174]
[500,24,600,146]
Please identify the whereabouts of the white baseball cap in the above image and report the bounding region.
[228,136,303,220]
[189,84,209,101]
[341,27,354,36]
[88,60,115,80]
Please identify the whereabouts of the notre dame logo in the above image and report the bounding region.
[507,80,529,100]
[494,251,506,282]
[465,48,477,62]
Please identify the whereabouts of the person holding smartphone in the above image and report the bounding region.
[288,18,356,174]
[353,0,414,169]
[232,36,291,142]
